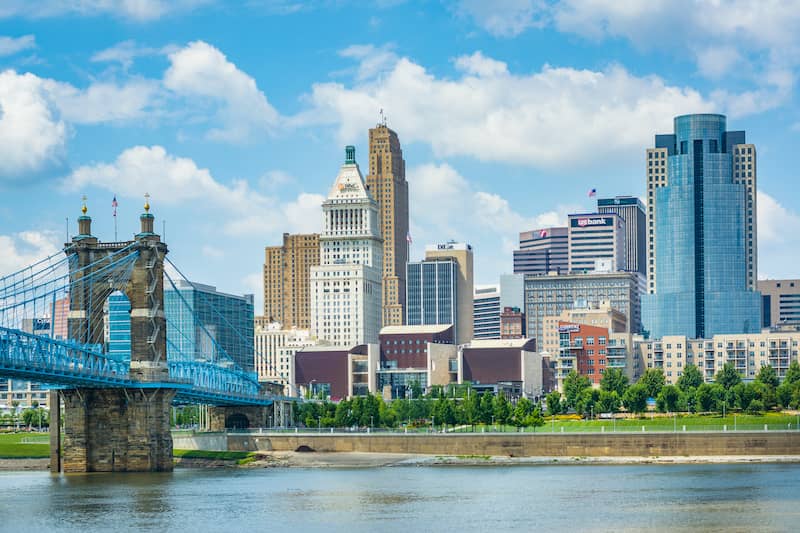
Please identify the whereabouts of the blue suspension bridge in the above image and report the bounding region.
[0,200,292,472]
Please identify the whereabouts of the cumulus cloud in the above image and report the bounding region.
[0,0,212,21]
[453,0,548,38]
[91,40,169,70]
[63,145,322,237]
[0,231,61,275]
[757,190,800,279]
[408,163,580,281]
[164,41,280,142]
[0,35,35,56]
[295,51,711,170]
[43,77,161,124]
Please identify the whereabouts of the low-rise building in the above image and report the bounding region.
[254,320,317,395]
[458,338,544,400]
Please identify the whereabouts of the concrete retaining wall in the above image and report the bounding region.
[176,431,800,457]
[173,433,229,451]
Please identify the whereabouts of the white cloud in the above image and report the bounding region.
[242,271,264,316]
[339,44,399,81]
[408,162,580,282]
[0,70,66,179]
[0,231,61,275]
[43,77,161,124]
[453,0,547,38]
[0,0,212,21]
[64,145,322,237]
[91,40,168,70]
[0,35,35,56]
[296,51,712,170]
[757,190,800,279]
[164,41,280,142]
[201,245,224,259]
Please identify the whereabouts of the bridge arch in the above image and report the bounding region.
[225,413,250,429]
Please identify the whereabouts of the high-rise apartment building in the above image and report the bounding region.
[473,285,501,339]
[567,213,626,273]
[597,196,646,275]
[513,227,568,275]
[423,242,474,344]
[263,233,320,329]
[758,279,800,328]
[366,123,409,327]
[310,146,383,347]
[642,114,761,339]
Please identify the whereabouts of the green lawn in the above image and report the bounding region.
[0,432,50,458]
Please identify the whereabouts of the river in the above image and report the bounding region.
[1,464,799,532]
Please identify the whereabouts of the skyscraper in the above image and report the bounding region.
[642,114,761,339]
[366,123,409,327]
[310,146,383,347]
[406,258,459,338]
[513,227,568,275]
[597,196,646,275]
[263,233,320,328]
[567,213,626,273]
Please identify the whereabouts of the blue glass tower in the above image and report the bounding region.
[107,292,131,361]
[406,259,458,337]
[642,114,761,338]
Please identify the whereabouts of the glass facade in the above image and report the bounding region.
[165,280,255,372]
[406,260,458,338]
[642,114,761,339]
[107,292,131,362]
[473,291,501,339]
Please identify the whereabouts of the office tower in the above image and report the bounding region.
[422,242,474,344]
[310,146,383,347]
[406,257,459,339]
[164,280,255,372]
[366,123,409,327]
[567,213,626,273]
[499,307,525,339]
[642,114,761,339]
[597,196,646,275]
[757,279,800,327]
[513,227,568,275]
[473,285,501,339]
[525,271,645,347]
[263,233,320,328]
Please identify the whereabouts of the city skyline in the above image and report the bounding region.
[1,2,800,314]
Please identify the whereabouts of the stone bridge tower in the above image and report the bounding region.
[51,197,176,473]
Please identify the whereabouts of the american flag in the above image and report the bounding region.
[112,195,118,217]
[588,188,597,197]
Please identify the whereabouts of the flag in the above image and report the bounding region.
[406,232,412,244]
[112,195,118,217]
[539,229,548,238]
[588,188,597,197]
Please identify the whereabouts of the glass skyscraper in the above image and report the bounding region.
[642,114,761,339]
[107,292,131,362]
[406,259,458,339]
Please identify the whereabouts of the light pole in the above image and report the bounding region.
[317,416,321,433]
[492,415,495,431]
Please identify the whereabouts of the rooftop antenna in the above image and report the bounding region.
[379,108,387,127]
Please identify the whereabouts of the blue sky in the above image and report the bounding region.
[1,0,799,312]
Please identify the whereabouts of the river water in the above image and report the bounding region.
[1,464,799,532]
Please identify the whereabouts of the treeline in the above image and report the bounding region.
[293,385,545,429]
[547,361,800,416]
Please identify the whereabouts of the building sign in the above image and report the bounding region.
[337,182,359,192]
[558,324,581,333]
[437,243,454,250]
[571,216,613,228]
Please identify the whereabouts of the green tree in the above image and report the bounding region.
[524,407,545,430]
[785,360,800,385]
[622,383,648,414]
[747,398,765,414]
[563,371,592,411]
[695,383,716,412]
[600,368,629,397]
[409,380,423,400]
[478,392,494,424]
[493,394,512,425]
[463,390,480,424]
[545,391,562,416]
[676,364,704,391]
[577,387,601,417]
[638,368,665,398]
[512,397,533,427]
[715,362,742,390]
[755,365,780,388]
[21,407,48,428]
[597,390,621,413]
[656,385,681,413]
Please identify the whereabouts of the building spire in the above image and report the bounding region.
[81,194,88,215]
[144,192,151,213]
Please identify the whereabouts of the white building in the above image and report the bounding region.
[310,146,383,347]
[254,320,316,395]
[567,213,626,273]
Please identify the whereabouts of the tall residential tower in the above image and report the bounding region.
[310,146,383,347]
[642,114,760,339]
[263,233,320,328]
[366,123,409,327]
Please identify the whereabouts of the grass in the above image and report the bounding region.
[172,449,255,462]
[0,432,50,458]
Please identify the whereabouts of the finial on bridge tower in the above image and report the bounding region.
[76,195,93,239]
[138,192,156,237]
[144,192,150,213]
[81,195,88,215]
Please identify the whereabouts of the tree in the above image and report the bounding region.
[715,362,742,390]
[755,365,780,388]
[524,407,545,430]
[563,371,591,411]
[785,360,800,386]
[600,368,629,397]
[656,385,680,413]
[597,390,620,413]
[638,368,665,399]
[576,388,600,417]
[747,399,765,415]
[545,391,562,416]
[512,397,533,426]
[463,390,480,424]
[622,383,648,414]
[478,392,494,424]
[493,394,512,425]
[676,364,704,391]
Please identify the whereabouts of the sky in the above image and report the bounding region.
[1,0,800,313]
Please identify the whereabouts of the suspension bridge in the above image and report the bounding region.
[0,199,291,472]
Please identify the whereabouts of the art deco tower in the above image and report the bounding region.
[366,122,409,327]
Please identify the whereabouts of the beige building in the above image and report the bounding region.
[254,319,317,395]
[637,329,800,385]
[424,242,474,345]
[757,279,800,327]
[541,300,628,356]
[263,233,319,329]
[366,124,409,327]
